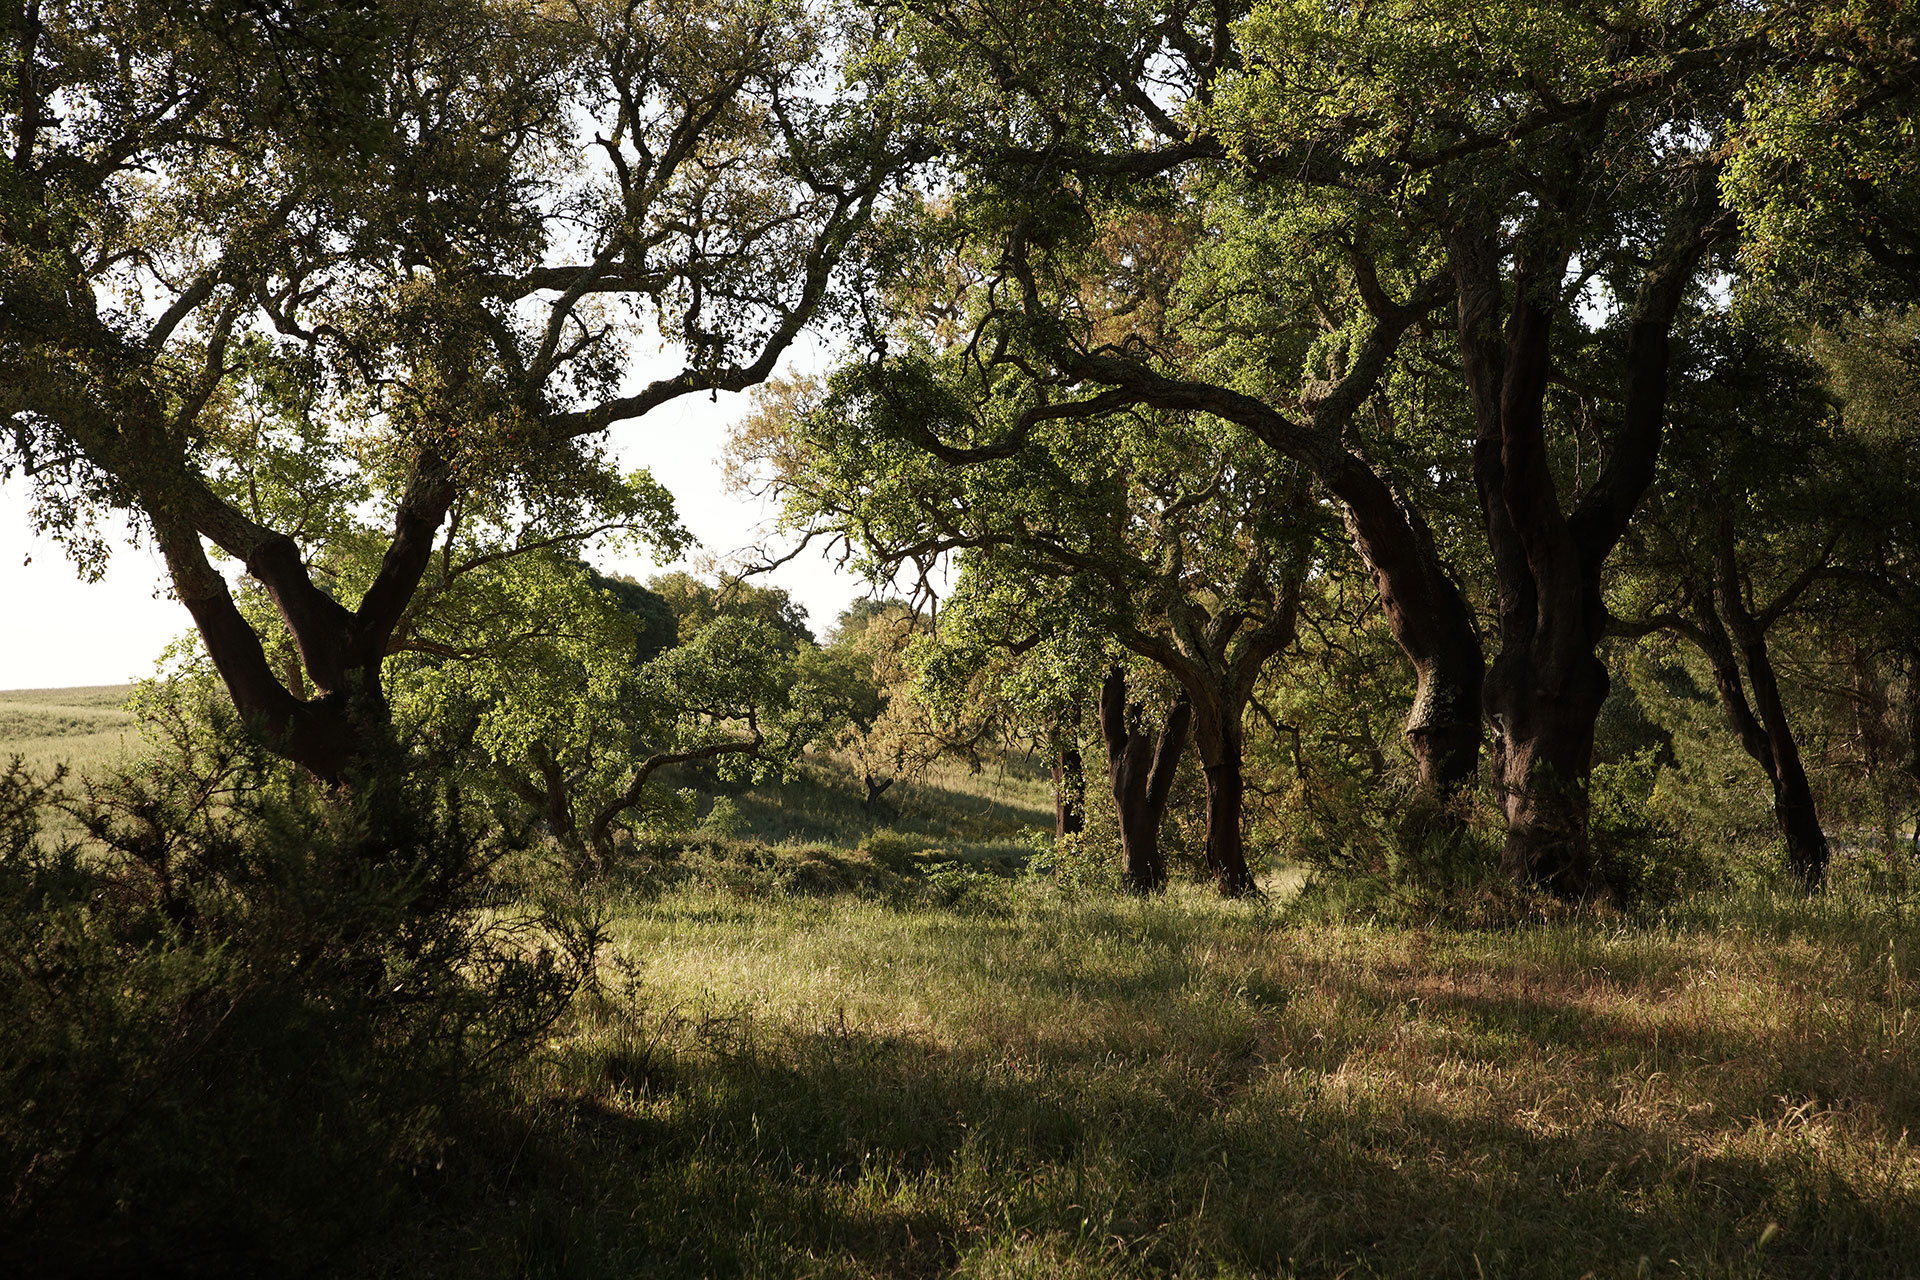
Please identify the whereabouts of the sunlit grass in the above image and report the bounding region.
[379,872,1920,1279]
[10,683,1911,1276]
[729,748,1058,851]
[0,685,139,800]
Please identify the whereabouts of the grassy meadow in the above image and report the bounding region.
[369,870,1920,1280]
[0,683,139,779]
[5,687,1916,1278]
[382,815,1918,1276]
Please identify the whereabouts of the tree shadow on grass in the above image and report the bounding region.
[432,982,1920,1280]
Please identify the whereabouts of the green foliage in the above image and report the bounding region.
[648,571,815,650]
[1618,647,1783,855]
[1724,0,1920,307]
[0,693,594,1275]
[381,556,848,869]
[1023,828,1122,895]
[1589,747,1721,906]
[699,795,746,840]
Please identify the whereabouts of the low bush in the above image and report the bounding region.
[0,694,597,1276]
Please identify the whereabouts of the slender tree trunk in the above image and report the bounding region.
[1051,712,1086,838]
[1738,660,1829,889]
[1100,668,1190,893]
[1904,645,1920,794]
[1713,561,1830,888]
[1679,538,1831,889]
[1768,748,1830,890]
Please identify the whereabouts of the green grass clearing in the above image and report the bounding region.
[364,868,1920,1279]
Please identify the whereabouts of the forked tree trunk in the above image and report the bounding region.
[1686,555,1831,889]
[1731,630,1829,890]
[1451,188,1714,896]
[1099,668,1190,893]
[145,449,458,787]
[1076,303,1485,823]
[1701,641,1829,889]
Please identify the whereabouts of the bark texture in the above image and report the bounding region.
[1100,668,1191,893]
[1451,191,1720,894]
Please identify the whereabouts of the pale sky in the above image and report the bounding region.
[0,387,869,691]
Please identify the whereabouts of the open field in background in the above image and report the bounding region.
[376,871,1920,1279]
[0,684,139,780]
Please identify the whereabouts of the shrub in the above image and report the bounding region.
[1022,828,1121,894]
[0,693,597,1276]
[1592,747,1723,904]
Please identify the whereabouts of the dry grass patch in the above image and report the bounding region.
[0,684,138,781]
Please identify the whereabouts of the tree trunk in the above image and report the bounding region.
[1100,668,1190,893]
[1483,652,1610,891]
[1712,557,1830,889]
[1067,286,1485,824]
[532,746,577,842]
[1051,730,1086,839]
[142,448,457,786]
[1678,531,1833,889]
[1201,758,1252,895]
[1451,191,1711,896]
[1189,705,1258,896]
[1326,457,1486,816]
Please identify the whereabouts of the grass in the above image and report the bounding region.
[9,685,1914,1277]
[0,683,138,779]
[721,749,1059,852]
[364,866,1920,1279]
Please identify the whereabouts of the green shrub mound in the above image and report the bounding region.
[0,703,595,1277]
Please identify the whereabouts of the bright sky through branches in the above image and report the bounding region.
[0,391,865,691]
